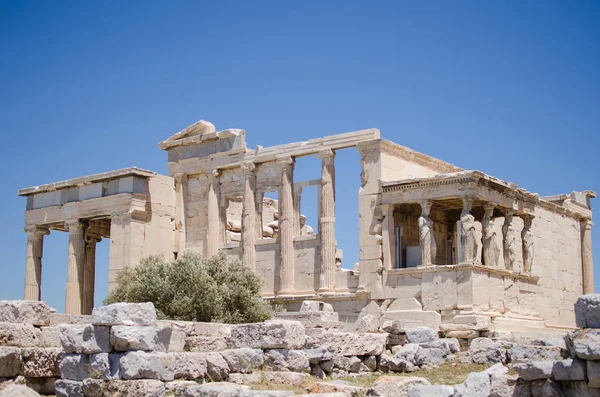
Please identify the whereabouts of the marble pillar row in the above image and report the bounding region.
[65,219,85,315]
[381,204,396,270]
[581,219,595,294]
[24,225,50,301]
[83,232,101,315]
[206,170,221,257]
[241,162,257,269]
[278,156,295,296]
[318,149,336,292]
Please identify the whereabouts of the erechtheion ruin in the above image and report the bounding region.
[17,120,595,336]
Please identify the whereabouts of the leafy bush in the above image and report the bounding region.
[104,252,272,323]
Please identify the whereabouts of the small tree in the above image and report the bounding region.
[104,252,272,323]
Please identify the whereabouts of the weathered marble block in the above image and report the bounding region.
[54,379,83,397]
[0,322,40,347]
[119,351,175,381]
[0,346,21,377]
[92,302,156,326]
[574,294,600,329]
[59,324,110,354]
[185,335,228,352]
[20,348,61,377]
[171,352,207,380]
[221,348,264,374]
[306,332,388,356]
[229,320,305,349]
[110,325,170,352]
[0,300,52,326]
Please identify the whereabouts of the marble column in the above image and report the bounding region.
[255,191,264,240]
[581,219,595,294]
[381,204,396,270]
[318,149,336,292]
[83,231,101,315]
[24,225,50,301]
[174,173,188,256]
[206,170,221,257]
[65,219,85,315]
[241,162,257,269]
[278,156,295,295]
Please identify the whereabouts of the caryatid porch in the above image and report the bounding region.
[18,168,176,315]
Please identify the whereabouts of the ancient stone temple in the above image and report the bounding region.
[17,120,595,336]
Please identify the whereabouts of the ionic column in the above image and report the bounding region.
[206,170,221,257]
[65,219,85,315]
[174,173,188,256]
[381,204,396,270]
[318,149,336,292]
[581,219,595,294]
[24,225,50,301]
[278,156,295,295]
[83,231,101,315]
[255,191,264,240]
[241,162,257,269]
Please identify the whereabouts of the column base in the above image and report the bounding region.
[276,290,295,298]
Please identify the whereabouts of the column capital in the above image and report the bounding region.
[503,208,515,218]
[419,200,433,215]
[208,169,221,182]
[276,156,294,168]
[24,225,50,237]
[483,202,497,212]
[318,148,335,160]
[240,161,256,175]
[65,219,83,231]
[581,218,594,230]
[380,204,395,215]
[461,196,474,212]
[174,173,188,184]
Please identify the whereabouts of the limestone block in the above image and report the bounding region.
[510,344,563,363]
[102,379,166,397]
[378,354,409,372]
[39,327,61,348]
[261,371,311,386]
[119,351,175,381]
[221,348,264,374]
[380,310,441,329]
[183,382,251,397]
[414,347,446,366]
[355,314,380,333]
[228,372,262,385]
[489,375,516,397]
[363,356,377,372]
[311,380,368,395]
[320,359,334,373]
[229,320,305,349]
[80,379,104,397]
[185,336,228,352]
[569,329,600,360]
[393,343,421,364]
[304,348,333,364]
[405,327,438,344]
[91,302,156,326]
[333,356,361,373]
[110,325,169,352]
[164,380,199,393]
[89,353,120,380]
[0,347,21,377]
[0,384,42,397]
[20,348,61,377]
[407,385,454,397]
[575,294,600,328]
[552,358,586,381]
[560,381,600,397]
[166,329,186,352]
[588,361,600,388]
[0,322,40,347]
[59,324,110,354]
[513,361,554,380]
[420,338,459,355]
[240,390,296,397]
[300,300,334,313]
[171,352,207,380]
[468,338,510,364]
[453,371,491,397]
[368,376,430,396]
[15,377,58,395]
[0,301,52,326]
[421,271,458,311]
[60,354,93,381]
[308,332,388,356]
[445,330,479,339]
[264,349,310,372]
[54,380,83,397]
[206,352,230,381]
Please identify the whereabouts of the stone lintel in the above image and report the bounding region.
[387,262,540,282]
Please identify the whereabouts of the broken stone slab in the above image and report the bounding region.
[229,320,305,349]
[419,338,460,355]
[264,349,310,372]
[453,370,491,397]
[552,358,587,381]
[510,344,564,363]
[102,379,166,397]
[414,347,446,366]
[183,382,251,397]
[0,323,40,347]
[185,335,229,352]
[304,348,333,364]
[0,301,52,326]
[311,380,368,395]
[405,327,438,344]
[568,328,600,360]
[261,371,311,385]
[60,354,92,381]
[239,391,295,397]
[355,314,380,333]
[444,330,479,339]
[38,327,61,348]
[12,377,57,396]
[158,320,231,337]
[393,343,421,364]
[296,394,346,397]
[0,384,42,397]
[221,348,264,374]
[89,353,120,380]
[575,294,600,329]
[300,300,334,313]
[110,325,170,352]
[55,379,83,397]
[59,324,110,354]
[206,352,230,381]
[0,347,21,377]
[119,351,175,381]
[171,352,207,380]
[228,372,263,384]
[378,354,409,372]
[368,376,431,396]
[274,312,341,329]
[91,302,157,326]
[333,355,361,373]
[307,332,388,356]
[513,360,554,380]
[19,348,61,378]
[49,313,91,326]
[468,337,510,364]
[363,355,377,372]
[407,385,454,397]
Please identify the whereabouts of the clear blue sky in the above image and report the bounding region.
[1,1,598,312]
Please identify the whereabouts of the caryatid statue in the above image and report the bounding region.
[482,205,501,267]
[459,198,478,263]
[521,215,534,274]
[502,210,519,271]
[418,201,436,265]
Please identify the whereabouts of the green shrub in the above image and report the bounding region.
[104,251,272,323]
